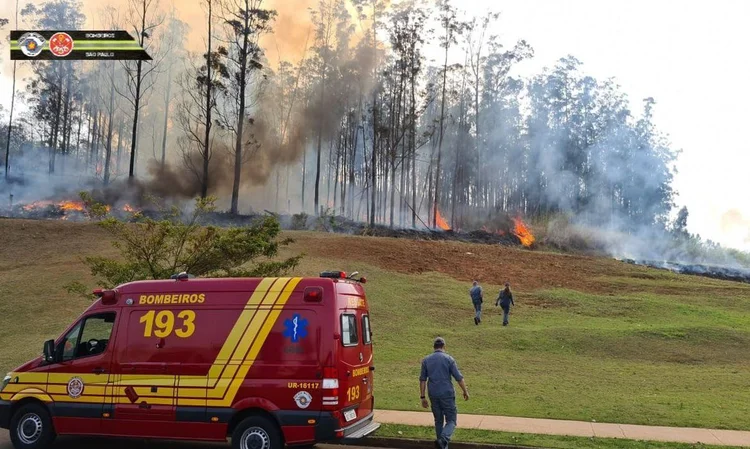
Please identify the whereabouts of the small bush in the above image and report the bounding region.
[68,194,303,293]
[291,212,309,230]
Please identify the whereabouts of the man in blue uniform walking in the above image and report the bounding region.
[469,280,483,325]
[420,337,470,449]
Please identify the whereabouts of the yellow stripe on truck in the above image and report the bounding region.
[210,277,300,406]
[209,277,275,378]
[10,389,53,403]
[205,278,290,401]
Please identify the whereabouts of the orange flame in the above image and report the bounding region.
[122,204,137,213]
[22,200,54,211]
[435,208,451,231]
[59,201,85,212]
[512,217,535,247]
[23,200,85,212]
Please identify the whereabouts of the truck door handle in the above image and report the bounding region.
[139,402,151,410]
[92,367,106,374]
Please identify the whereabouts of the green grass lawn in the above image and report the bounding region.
[2,220,750,432]
[374,423,736,449]
[338,265,750,430]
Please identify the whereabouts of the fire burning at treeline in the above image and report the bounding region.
[11,199,140,220]
[2,195,537,249]
[4,195,750,284]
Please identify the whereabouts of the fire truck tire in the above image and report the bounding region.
[8,403,56,449]
[231,415,283,449]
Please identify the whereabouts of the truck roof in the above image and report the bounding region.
[114,276,353,294]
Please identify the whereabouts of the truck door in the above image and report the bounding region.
[105,307,177,436]
[41,311,118,435]
[338,305,373,426]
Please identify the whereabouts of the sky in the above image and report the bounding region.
[465,0,750,251]
[1,0,749,250]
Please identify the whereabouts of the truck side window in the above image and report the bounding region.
[341,314,358,347]
[61,313,116,361]
[61,322,82,362]
[362,315,372,345]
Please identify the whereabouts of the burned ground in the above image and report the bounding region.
[283,231,749,297]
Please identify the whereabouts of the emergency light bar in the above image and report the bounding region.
[93,289,117,305]
[319,271,367,283]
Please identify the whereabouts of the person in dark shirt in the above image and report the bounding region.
[496,282,515,326]
[420,337,469,449]
[469,280,483,325]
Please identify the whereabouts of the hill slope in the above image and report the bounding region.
[1,218,749,430]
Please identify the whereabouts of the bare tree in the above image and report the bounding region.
[433,0,465,228]
[97,6,124,185]
[466,11,499,209]
[177,0,227,196]
[158,7,188,170]
[218,0,276,214]
[115,0,164,180]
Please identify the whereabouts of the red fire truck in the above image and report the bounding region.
[0,272,379,449]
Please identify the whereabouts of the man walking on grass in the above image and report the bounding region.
[420,337,470,449]
[469,280,483,325]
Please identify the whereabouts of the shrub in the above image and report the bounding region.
[66,194,303,295]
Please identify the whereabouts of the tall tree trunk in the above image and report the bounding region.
[369,6,378,228]
[433,42,449,227]
[49,80,63,174]
[474,62,481,209]
[87,106,94,168]
[275,170,280,211]
[104,62,116,185]
[201,0,213,198]
[301,146,306,212]
[314,73,327,215]
[75,100,84,170]
[94,110,103,170]
[452,58,468,229]
[129,59,144,178]
[370,100,377,227]
[230,0,251,214]
[333,134,341,213]
[116,121,124,175]
[128,0,150,180]
[160,63,173,170]
[326,139,333,211]
[60,75,72,173]
[410,72,417,228]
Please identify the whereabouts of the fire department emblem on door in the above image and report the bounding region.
[67,377,84,399]
[293,391,312,409]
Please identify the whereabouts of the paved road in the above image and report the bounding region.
[0,431,373,449]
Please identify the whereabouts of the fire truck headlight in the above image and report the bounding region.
[0,375,10,393]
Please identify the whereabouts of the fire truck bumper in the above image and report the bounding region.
[0,400,11,429]
[315,411,380,442]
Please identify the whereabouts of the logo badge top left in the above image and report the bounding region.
[18,32,45,57]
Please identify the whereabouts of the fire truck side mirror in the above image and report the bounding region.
[43,339,55,363]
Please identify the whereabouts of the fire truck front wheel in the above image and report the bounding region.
[9,403,56,449]
[231,415,283,449]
